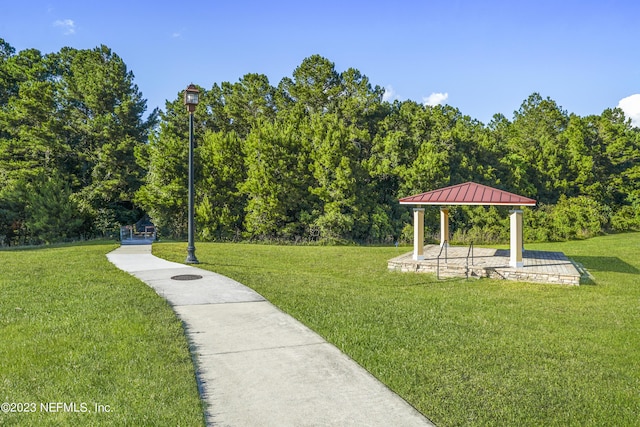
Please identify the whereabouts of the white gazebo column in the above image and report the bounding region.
[509,209,524,268]
[413,208,425,261]
[440,207,450,247]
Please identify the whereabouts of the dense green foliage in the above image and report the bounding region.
[2,36,638,245]
[153,233,640,426]
[0,242,204,425]
[0,38,156,245]
[138,55,640,243]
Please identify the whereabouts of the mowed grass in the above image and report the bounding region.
[154,233,640,427]
[0,242,204,426]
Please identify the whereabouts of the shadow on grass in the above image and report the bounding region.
[0,239,118,252]
[571,256,640,275]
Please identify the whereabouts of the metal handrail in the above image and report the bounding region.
[436,240,448,280]
[465,242,474,278]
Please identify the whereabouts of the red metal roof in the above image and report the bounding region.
[399,182,537,206]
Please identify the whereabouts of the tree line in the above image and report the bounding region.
[1,39,639,246]
[139,55,640,244]
[0,38,155,245]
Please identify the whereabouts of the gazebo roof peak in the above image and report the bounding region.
[399,182,536,206]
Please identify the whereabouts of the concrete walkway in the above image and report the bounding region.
[107,244,433,426]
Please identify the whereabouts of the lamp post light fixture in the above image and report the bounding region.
[184,84,199,264]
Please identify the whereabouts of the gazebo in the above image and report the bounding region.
[399,182,537,268]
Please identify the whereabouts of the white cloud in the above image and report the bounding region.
[382,85,397,102]
[423,92,448,106]
[617,94,640,128]
[53,19,75,35]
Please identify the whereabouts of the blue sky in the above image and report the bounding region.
[2,0,639,125]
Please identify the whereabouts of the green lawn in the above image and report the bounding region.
[154,233,640,427]
[0,242,204,426]
[2,235,638,426]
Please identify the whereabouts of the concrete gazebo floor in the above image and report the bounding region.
[388,245,589,285]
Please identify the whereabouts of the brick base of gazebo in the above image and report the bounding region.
[388,245,586,285]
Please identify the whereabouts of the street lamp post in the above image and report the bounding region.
[184,84,199,264]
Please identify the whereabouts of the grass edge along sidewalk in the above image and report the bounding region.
[153,233,640,427]
[0,241,204,426]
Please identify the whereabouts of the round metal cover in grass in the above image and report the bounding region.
[171,274,203,281]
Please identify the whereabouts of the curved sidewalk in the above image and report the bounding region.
[107,244,433,427]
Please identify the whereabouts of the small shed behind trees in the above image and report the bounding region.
[399,182,537,268]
